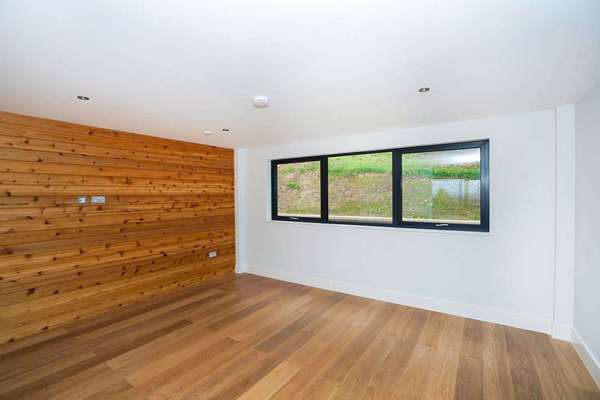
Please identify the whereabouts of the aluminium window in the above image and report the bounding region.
[271,140,489,232]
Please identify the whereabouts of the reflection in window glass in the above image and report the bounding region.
[277,161,321,217]
[402,148,481,224]
[328,153,392,223]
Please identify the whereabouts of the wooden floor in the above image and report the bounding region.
[0,274,598,400]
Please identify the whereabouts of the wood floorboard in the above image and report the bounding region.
[0,274,597,400]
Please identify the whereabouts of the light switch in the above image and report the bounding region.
[208,250,218,258]
[77,196,87,204]
[91,195,106,204]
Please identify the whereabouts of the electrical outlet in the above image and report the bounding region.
[91,195,106,204]
[208,250,218,258]
[77,196,87,204]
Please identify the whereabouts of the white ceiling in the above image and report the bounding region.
[1,0,599,148]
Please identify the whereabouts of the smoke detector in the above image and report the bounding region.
[253,96,269,108]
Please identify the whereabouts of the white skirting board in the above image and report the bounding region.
[242,264,553,335]
[572,329,600,388]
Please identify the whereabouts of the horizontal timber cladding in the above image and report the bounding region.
[0,111,235,343]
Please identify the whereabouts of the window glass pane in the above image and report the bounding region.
[277,161,321,217]
[402,148,481,224]
[328,152,392,223]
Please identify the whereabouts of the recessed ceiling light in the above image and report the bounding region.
[76,95,90,101]
[203,130,214,135]
[221,128,230,133]
[418,87,430,93]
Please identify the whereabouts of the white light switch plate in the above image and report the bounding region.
[77,196,87,204]
[208,251,218,258]
[91,195,106,204]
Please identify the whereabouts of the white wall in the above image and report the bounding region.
[237,110,588,340]
[573,83,600,385]
[237,109,566,334]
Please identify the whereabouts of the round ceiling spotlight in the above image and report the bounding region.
[418,87,430,93]
[76,95,90,101]
[202,130,214,136]
[221,128,230,133]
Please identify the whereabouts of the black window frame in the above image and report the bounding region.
[271,139,490,232]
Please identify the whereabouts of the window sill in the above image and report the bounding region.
[266,219,492,236]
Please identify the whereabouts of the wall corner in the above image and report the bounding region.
[553,104,576,340]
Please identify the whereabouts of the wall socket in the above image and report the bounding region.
[91,195,106,204]
[208,250,218,258]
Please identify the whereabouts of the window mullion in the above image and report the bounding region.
[320,156,329,222]
[392,150,402,226]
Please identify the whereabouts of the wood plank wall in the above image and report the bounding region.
[0,111,235,343]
